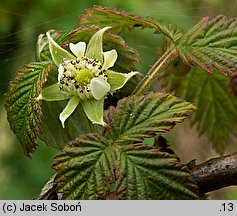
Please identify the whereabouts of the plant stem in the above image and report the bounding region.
[132,48,176,96]
[189,152,237,194]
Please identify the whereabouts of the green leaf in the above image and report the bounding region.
[179,68,237,153]
[106,92,196,144]
[176,15,237,75]
[53,133,116,199]
[5,61,55,156]
[53,134,198,199]
[78,6,183,42]
[116,143,198,199]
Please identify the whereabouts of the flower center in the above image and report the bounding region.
[73,67,94,85]
[59,56,107,99]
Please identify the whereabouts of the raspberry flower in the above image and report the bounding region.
[37,27,138,127]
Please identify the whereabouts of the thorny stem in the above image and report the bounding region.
[132,48,176,96]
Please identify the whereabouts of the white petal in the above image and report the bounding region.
[90,77,111,100]
[69,42,86,58]
[58,64,64,83]
[103,49,118,70]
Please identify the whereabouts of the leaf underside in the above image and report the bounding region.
[53,133,198,200]
[180,68,237,153]
[177,15,237,75]
[5,61,55,156]
[160,64,237,153]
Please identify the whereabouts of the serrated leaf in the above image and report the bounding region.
[176,15,237,75]
[53,133,116,199]
[116,143,198,199]
[5,61,55,156]
[79,6,183,42]
[53,134,198,199]
[179,68,237,153]
[106,92,196,143]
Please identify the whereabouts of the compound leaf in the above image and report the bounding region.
[177,15,237,75]
[5,61,55,156]
[106,92,196,144]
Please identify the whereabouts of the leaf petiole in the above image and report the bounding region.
[132,48,176,96]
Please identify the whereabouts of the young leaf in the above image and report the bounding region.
[116,143,198,199]
[106,92,196,144]
[176,15,237,75]
[53,133,116,199]
[79,6,183,42]
[5,61,55,156]
[179,68,237,153]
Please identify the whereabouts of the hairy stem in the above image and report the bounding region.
[189,153,237,194]
[132,48,176,95]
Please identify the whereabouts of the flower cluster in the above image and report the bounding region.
[37,27,138,127]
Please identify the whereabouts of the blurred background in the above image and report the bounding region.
[1,0,237,199]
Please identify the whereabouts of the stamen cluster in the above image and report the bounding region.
[59,57,107,99]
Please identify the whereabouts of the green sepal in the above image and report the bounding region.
[85,27,110,63]
[81,98,105,126]
[107,70,139,91]
[39,83,70,101]
[59,96,80,128]
[46,31,75,66]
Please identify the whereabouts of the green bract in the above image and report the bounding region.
[37,27,138,127]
